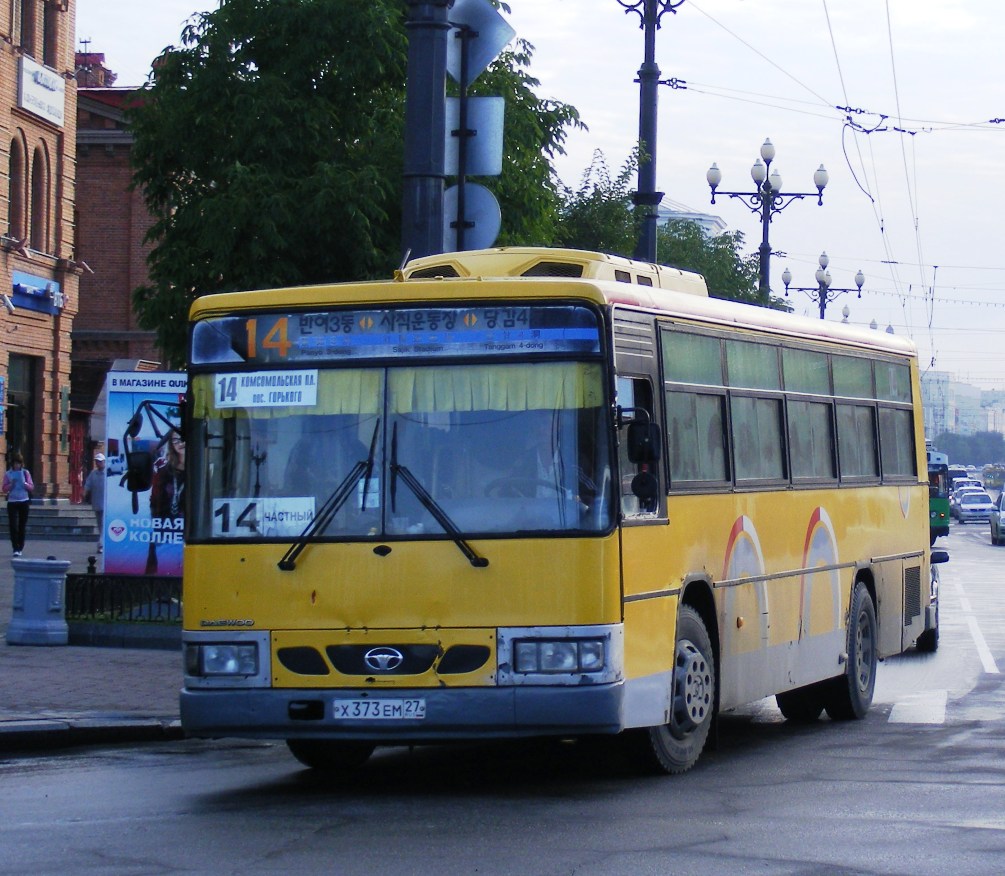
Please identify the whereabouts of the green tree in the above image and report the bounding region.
[552,149,639,255]
[657,220,764,305]
[551,150,782,307]
[129,0,581,365]
[934,431,1005,466]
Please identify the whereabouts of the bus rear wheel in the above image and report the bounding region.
[823,582,877,721]
[776,682,826,721]
[286,739,375,771]
[627,606,716,774]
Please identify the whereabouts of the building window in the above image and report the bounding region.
[43,0,60,68]
[30,146,49,253]
[8,138,26,239]
[20,0,37,57]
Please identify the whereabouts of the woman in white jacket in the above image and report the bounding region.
[2,452,34,556]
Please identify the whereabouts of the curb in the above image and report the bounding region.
[0,716,184,752]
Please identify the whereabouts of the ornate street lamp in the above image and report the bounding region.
[616,0,687,264]
[781,251,865,320]
[706,138,828,303]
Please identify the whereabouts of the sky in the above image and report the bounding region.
[75,0,1005,390]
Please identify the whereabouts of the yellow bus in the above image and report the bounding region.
[180,247,937,774]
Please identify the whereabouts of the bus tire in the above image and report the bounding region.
[626,606,715,774]
[286,739,375,771]
[824,582,877,721]
[776,682,825,721]
[916,597,940,653]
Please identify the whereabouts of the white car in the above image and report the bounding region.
[950,485,985,518]
[957,491,995,524]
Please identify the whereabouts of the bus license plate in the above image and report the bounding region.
[333,698,426,720]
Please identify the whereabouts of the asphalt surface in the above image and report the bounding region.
[0,536,183,752]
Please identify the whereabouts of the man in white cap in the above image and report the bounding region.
[83,452,107,553]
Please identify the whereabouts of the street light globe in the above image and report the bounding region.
[750,158,766,185]
[768,169,783,192]
[706,163,722,189]
[760,138,776,163]
[818,251,829,270]
[854,269,865,289]
[813,164,829,191]
[781,267,792,288]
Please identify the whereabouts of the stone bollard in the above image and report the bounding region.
[7,556,71,646]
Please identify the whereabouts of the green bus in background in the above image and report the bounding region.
[927,449,950,545]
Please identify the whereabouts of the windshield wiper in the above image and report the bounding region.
[390,423,488,568]
[278,420,380,571]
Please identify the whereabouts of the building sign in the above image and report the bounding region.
[11,271,63,315]
[104,372,187,576]
[17,56,65,128]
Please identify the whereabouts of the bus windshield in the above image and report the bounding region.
[189,361,614,541]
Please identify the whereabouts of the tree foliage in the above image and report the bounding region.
[933,431,1005,466]
[553,149,638,255]
[129,0,581,365]
[657,220,764,305]
[552,150,778,307]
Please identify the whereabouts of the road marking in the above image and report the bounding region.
[943,574,1000,674]
[965,615,1000,674]
[889,690,947,724]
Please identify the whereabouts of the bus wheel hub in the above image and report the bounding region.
[672,639,711,734]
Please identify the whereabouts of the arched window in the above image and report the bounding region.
[8,138,26,239]
[30,145,49,253]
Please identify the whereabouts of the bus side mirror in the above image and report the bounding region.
[931,549,949,565]
[125,450,154,493]
[627,421,661,463]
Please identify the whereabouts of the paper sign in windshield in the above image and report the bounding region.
[215,370,318,409]
[212,497,316,538]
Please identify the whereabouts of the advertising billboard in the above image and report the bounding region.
[103,372,186,576]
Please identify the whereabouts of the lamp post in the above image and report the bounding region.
[616,0,687,264]
[781,252,865,320]
[706,138,828,303]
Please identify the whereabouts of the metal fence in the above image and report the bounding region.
[65,574,182,623]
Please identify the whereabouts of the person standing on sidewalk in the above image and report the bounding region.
[2,452,34,556]
[83,452,107,553]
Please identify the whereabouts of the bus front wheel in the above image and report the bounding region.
[286,739,375,771]
[627,606,716,774]
[823,582,877,721]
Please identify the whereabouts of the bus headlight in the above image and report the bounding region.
[186,643,259,677]
[514,639,606,674]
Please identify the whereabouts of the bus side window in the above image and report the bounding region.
[617,376,661,517]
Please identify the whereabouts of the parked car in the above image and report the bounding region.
[956,491,995,524]
[991,493,1005,545]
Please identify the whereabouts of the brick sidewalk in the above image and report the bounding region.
[0,537,182,750]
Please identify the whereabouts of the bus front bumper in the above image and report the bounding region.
[180,683,625,742]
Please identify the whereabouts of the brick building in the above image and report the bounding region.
[1,0,81,498]
[72,67,159,425]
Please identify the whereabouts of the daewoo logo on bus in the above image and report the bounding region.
[199,619,255,627]
[364,647,405,671]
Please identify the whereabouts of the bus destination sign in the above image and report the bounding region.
[192,305,601,366]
